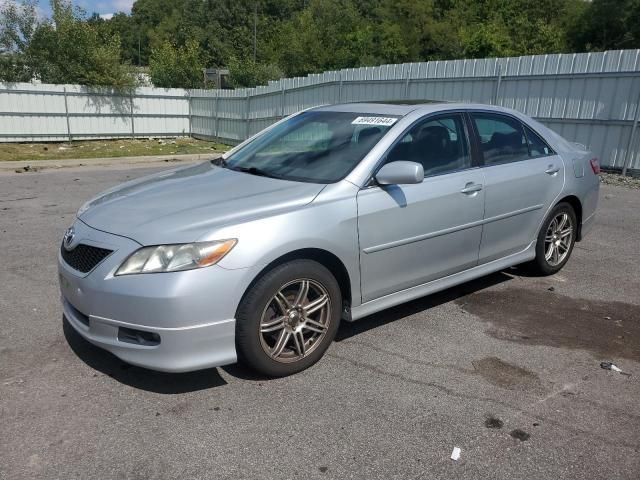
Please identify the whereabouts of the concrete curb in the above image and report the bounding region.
[0,153,221,173]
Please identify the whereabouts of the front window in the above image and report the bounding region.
[224,111,399,183]
[385,114,471,177]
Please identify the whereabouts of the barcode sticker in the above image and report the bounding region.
[351,116,398,126]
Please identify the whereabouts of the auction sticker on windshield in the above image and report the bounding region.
[351,116,398,126]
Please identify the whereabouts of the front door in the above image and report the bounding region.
[357,113,485,303]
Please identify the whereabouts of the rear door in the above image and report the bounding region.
[357,113,485,302]
[469,112,564,264]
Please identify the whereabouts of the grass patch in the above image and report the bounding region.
[0,137,230,161]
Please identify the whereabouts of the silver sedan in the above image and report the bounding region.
[58,102,600,376]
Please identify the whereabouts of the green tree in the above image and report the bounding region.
[446,0,576,58]
[274,0,374,77]
[0,0,39,81]
[227,56,282,88]
[5,0,638,90]
[1,0,132,87]
[149,38,204,88]
[568,0,640,51]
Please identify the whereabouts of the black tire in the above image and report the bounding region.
[528,202,577,276]
[235,259,341,377]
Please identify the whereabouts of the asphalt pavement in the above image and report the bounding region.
[1,164,639,480]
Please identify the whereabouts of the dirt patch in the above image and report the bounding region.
[472,356,541,390]
[509,429,531,441]
[484,416,504,429]
[458,288,640,362]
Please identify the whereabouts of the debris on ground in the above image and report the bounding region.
[600,361,632,376]
[600,173,640,189]
[450,447,461,461]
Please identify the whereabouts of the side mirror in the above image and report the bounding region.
[375,161,424,185]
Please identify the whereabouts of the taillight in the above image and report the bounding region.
[589,158,600,175]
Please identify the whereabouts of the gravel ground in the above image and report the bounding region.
[1,165,639,480]
[600,172,640,189]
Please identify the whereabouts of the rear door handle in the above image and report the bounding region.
[545,165,560,175]
[460,182,483,194]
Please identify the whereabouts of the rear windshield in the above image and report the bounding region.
[224,111,399,183]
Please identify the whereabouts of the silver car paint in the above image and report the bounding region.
[59,103,599,372]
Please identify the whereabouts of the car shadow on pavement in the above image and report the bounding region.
[335,270,513,342]
[62,317,228,393]
[220,362,270,381]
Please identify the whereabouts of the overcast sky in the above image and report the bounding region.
[37,0,134,19]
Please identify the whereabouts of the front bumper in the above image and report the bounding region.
[62,298,236,372]
[58,219,251,372]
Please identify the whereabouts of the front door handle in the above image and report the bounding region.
[460,182,483,195]
[545,165,560,175]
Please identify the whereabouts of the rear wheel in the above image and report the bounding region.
[529,202,577,275]
[235,259,341,377]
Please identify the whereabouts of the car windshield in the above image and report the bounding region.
[223,111,399,183]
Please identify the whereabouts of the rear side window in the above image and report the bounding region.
[524,125,554,157]
[471,113,529,166]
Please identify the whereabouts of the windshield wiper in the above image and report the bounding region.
[230,166,280,179]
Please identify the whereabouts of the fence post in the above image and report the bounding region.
[338,72,343,103]
[280,83,286,118]
[404,64,413,99]
[129,90,135,139]
[622,89,640,176]
[493,64,503,105]
[62,87,72,142]
[187,90,192,137]
[245,91,251,141]
[214,93,220,141]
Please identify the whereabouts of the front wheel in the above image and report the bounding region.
[235,259,341,377]
[529,202,577,275]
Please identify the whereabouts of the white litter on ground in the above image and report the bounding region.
[450,447,461,461]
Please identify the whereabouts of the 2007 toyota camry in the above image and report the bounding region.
[59,102,600,377]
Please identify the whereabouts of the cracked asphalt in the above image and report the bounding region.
[1,164,639,479]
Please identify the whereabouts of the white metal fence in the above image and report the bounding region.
[0,84,190,142]
[2,49,640,171]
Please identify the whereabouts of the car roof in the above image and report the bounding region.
[312,101,519,117]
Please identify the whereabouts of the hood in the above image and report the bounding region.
[78,162,326,245]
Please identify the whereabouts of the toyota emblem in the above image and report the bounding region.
[63,226,76,251]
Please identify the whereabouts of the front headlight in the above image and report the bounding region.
[115,239,237,275]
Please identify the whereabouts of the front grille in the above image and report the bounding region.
[60,243,113,273]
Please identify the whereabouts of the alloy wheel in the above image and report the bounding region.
[544,212,573,267]
[259,279,331,363]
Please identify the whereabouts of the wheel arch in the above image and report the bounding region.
[556,195,583,241]
[239,248,353,319]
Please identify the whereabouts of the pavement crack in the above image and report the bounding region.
[339,339,474,375]
[0,196,38,202]
[328,352,640,450]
